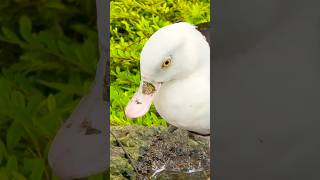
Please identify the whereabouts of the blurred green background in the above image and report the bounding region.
[0,0,209,179]
[0,0,103,179]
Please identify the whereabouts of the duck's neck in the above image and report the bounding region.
[198,44,210,69]
[173,45,210,83]
[190,40,210,76]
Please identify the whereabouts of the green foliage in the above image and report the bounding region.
[0,0,105,179]
[110,0,210,126]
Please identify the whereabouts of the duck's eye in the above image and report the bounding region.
[161,56,172,69]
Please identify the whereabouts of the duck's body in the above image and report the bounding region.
[154,50,210,134]
[125,22,210,135]
[154,71,210,134]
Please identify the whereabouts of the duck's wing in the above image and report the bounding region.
[196,22,210,44]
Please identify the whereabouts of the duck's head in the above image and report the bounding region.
[125,22,209,118]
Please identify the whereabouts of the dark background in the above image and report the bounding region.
[213,0,320,179]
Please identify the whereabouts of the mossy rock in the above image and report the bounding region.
[110,125,210,179]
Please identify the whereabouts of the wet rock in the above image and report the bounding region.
[110,125,210,179]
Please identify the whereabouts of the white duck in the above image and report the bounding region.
[125,22,210,135]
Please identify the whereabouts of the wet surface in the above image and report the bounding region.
[110,126,210,180]
[153,171,210,180]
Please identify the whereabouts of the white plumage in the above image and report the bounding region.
[125,22,210,135]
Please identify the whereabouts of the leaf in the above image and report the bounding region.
[1,27,20,41]
[0,78,11,112]
[11,171,27,180]
[6,121,24,150]
[0,140,8,164]
[19,15,32,41]
[6,156,18,172]
[37,31,59,52]
[47,94,56,112]
[45,1,66,10]
[37,80,84,96]
[24,158,44,180]
[11,91,25,109]
[0,169,9,180]
[57,40,76,58]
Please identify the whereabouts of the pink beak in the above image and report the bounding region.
[125,80,161,118]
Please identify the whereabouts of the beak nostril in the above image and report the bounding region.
[142,81,156,95]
